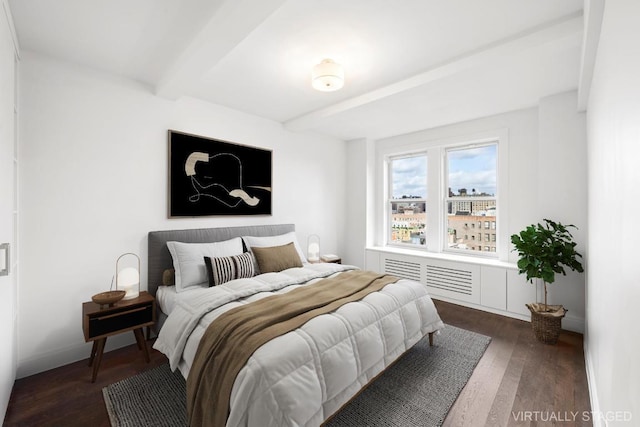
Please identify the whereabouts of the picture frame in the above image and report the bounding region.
[168,130,272,217]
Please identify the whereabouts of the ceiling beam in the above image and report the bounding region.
[156,0,285,100]
[2,0,21,57]
[285,11,583,133]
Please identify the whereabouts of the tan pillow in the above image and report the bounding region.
[162,269,175,286]
[251,242,303,273]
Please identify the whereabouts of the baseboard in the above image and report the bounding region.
[431,296,585,333]
[563,312,586,334]
[17,333,136,379]
[584,335,605,427]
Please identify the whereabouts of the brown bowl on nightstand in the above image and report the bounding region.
[91,290,126,308]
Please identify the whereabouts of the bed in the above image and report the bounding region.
[148,224,444,427]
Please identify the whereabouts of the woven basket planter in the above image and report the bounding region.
[526,303,566,344]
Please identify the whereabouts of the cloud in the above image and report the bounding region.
[448,145,497,195]
[391,156,427,198]
[448,169,496,195]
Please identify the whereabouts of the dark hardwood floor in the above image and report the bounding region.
[3,300,591,427]
[436,300,591,427]
[3,336,167,427]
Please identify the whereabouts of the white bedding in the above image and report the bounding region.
[156,284,180,315]
[153,263,444,427]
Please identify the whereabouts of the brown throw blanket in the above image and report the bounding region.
[187,270,399,427]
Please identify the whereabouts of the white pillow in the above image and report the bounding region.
[167,238,244,292]
[242,232,307,270]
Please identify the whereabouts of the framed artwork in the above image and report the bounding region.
[169,130,272,217]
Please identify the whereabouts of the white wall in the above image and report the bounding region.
[17,51,347,377]
[344,137,375,268]
[586,0,640,424]
[344,139,367,268]
[537,91,587,323]
[0,0,17,421]
[348,92,587,330]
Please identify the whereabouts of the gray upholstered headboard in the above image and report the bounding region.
[147,224,295,298]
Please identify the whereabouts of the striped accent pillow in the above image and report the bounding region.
[204,252,255,286]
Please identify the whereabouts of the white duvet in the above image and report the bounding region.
[153,263,444,427]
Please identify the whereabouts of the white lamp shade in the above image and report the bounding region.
[118,267,139,300]
[308,233,321,262]
[308,242,320,260]
[312,59,344,92]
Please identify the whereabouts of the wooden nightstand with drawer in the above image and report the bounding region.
[309,254,342,264]
[320,254,341,264]
[82,291,155,382]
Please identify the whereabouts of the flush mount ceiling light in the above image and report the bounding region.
[311,59,344,92]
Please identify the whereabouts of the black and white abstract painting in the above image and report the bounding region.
[169,131,272,217]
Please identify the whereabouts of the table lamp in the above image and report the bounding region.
[307,235,320,262]
[116,253,140,300]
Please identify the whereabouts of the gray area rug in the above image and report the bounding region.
[103,325,490,427]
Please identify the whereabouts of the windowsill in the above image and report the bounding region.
[367,245,518,270]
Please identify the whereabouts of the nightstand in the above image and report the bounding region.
[309,255,342,264]
[82,291,155,382]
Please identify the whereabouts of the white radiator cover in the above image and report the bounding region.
[381,253,480,304]
[366,248,583,333]
[383,257,421,282]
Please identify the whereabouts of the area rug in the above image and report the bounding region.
[103,325,490,427]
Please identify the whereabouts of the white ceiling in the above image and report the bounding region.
[9,0,584,140]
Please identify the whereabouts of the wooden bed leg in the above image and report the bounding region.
[429,332,434,347]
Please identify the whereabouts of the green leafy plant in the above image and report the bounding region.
[510,219,584,311]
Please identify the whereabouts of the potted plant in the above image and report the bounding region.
[510,219,584,344]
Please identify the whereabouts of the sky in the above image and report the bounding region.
[391,155,427,198]
[391,144,496,198]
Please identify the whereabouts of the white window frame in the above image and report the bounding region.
[378,129,509,261]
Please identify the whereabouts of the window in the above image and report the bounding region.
[383,131,504,259]
[445,144,497,256]
[388,154,427,246]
